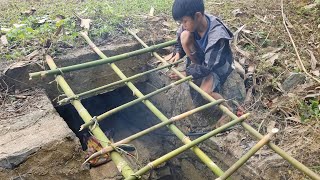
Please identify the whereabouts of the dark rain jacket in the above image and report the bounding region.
[175,14,234,83]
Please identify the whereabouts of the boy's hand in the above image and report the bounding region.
[168,71,186,80]
[164,52,180,63]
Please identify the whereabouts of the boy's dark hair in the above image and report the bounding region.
[172,0,204,21]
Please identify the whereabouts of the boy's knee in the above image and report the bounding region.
[180,30,193,45]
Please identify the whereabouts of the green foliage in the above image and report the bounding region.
[299,98,320,123]
[1,0,173,61]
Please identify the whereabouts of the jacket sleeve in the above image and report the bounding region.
[186,39,229,79]
[174,26,186,57]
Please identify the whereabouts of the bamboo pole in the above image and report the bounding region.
[80,32,226,177]
[45,55,135,178]
[83,99,225,164]
[58,59,184,105]
[216,128,279,180]
[79,76,192,131]
[241,122,320,180]
[29,40,177,79]
[128,30,320,180]
[125,113,250,180]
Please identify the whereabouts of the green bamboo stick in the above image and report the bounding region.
[79,76,192,131]
[241,122,320,180]
[125,113,250,180]
[58,59,184,105]
[80,32,226,177]
[128,30,320,180]
[83,99,225,165]
[216,128,279,180]
[45,55,135,178]
[29,40,177,79]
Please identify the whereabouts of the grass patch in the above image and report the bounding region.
[0,0,173,61]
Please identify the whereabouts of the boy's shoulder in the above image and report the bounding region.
[205,13,233,49]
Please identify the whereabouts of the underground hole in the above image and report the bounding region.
[55,82,184,179]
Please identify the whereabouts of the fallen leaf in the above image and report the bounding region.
[38,18,47,24]
[26,50,39,60]
[311,70,320,77]
[13,24,27,28]
[285,116,302,123]
[1,35,8,45]
[234,61,245,77]
[149,7,155,16]
[80,19,91,30]
[304,3,318,10]
[254,14,269,23]
[304,93,320,99]
[306,50,317,70]
[261,52,279,66]
[267,121,276,133]
[283,15,293,28]
[239,57,246,65]
[232,9,243,17]
[0,27,11,33]
[21,8,36,16]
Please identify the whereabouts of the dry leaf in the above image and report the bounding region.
[306,50,317,70]
[149,7,155,16]
[13,24,27,28]
[261,52,279,66]
[0,27,11,33]
[267,121,276,133]
[1,35,8,46]
[80,19,91,30]
[311,70,320,77]
[232,9,243,17]
[286,116,301,123]
[254,14,269,23]
[304,3,318,10]
[234,61,245,77]
[284,15,293,28]
[21,8,36,16]
[26,50,39,60]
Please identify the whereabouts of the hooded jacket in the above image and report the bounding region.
[175,14,234,83]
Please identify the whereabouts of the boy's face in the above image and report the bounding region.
[179,13,202,32]
[180,16,196,32]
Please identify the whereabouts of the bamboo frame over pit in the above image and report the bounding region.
[79,32,226,177]
[83,99,226,164]
[80,76,192,131]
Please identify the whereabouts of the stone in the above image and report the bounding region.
[282,73,306,92]
[0,90,90,179]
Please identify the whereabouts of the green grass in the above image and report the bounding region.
[0,0,173,60]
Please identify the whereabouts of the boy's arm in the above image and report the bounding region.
[174,26,186,57]
[186,39,229,79]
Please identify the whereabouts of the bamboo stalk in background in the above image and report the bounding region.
[58,59,184,105]
[29,40,177,79]
[83,99,225,164]
[45,55,135,178]
[80,76,192,131]
[216,128,279,180]
[125,113,250,180]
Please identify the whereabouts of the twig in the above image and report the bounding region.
[280,0,320,84]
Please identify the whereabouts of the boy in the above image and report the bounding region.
[167,0,235,127]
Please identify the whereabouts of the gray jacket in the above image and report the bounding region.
[175,14,234,83]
